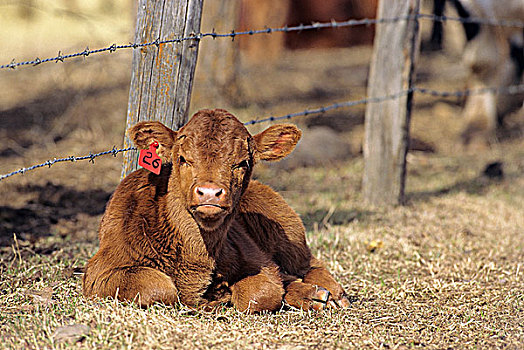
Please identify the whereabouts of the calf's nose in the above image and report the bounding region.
[194,183,227,205]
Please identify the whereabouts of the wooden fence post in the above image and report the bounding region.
[362,0,420,205]
[121,0,204,178]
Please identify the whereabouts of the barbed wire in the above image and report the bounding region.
[243,83,524,125]
[2,13,524,70]
[0,16,409,70]
[0,147,136,181]
[243,90,411,125]
[418,14,524,29]
[2,83,523,182]
[413,83,524,98]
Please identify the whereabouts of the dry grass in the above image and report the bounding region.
[1,2,524,349]
[2,145,523,349]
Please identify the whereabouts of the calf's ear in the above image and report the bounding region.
[253,124,301,161]
[128,121,177,161]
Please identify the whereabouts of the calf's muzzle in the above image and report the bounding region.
[191,182,229,219]
[194,183,227,206]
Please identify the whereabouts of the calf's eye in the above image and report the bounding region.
[178,155,188,166]
[234,160,250,170]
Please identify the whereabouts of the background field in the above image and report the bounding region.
[1,1,523,349]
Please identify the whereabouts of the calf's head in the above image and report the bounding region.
[129,109,301,231]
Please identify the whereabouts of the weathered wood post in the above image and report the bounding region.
[122,0,204,178]
[362,0,420,205]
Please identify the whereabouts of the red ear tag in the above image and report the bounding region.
[138,141,162,175]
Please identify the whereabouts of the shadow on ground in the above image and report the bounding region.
[301,208,374,231]
[0,82,127,157]
[406,176,504,203]
[0,182,111,246]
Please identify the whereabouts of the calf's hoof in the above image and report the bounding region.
[311,286,330,311]
[336,294,352,308]
[312,287,352,311]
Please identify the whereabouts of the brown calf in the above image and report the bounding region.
[83,109,350,313]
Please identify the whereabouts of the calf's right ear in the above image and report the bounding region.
[128,121,177,161]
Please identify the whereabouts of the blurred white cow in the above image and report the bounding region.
[458,0,524,145]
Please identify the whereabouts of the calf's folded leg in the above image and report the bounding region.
[230,266,284,313]
[83,266,179,308]
[284,280,329,310]
[302,258,350,308]
[283,258,350,310]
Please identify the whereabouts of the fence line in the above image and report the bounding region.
[2,83,523,182]
[414,84,524,98]
[2,13,524,70]
[243,90,411,126]
[2,10,523,181]
[417,13,524,28]
[0,16,408,70]
[0,147,136,181]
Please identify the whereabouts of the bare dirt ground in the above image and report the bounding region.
[1,2,524,349]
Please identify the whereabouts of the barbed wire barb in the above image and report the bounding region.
[55,51,64,63]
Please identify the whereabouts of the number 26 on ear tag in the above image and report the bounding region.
[139,141,162,175]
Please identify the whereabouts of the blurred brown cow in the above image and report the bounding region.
[285,0,378,49]
[239,0,378,61]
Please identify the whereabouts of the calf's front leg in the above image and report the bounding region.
[230,266,285,313]
[83,265,179,308]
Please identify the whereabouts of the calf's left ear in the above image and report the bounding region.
[253,124,302,161]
